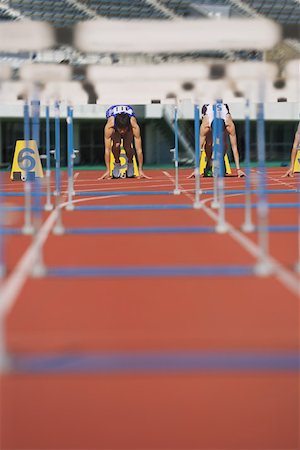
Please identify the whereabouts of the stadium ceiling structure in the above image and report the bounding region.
[0,0,299,106]
[0,0,299,66]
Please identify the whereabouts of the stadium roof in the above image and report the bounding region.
[0,1,298,74]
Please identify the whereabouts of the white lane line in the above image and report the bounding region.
[72,182,175,193]
[0,180,120,318]
[2,175,298,192]
[0,210,57,317]
[163,171,300,297]
[264,173,298,190]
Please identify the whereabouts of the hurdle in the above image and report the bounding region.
[193,103,202,209]
[52,101,64,235]
[44,104,53,211]
[21,101,35,235]
[211,105,220,210]
[254,101,273,276]
[173,105,180,195]
[213,101,229,233]
[66,105,75,211]
[241,98,255,232]
[29,98,46,276]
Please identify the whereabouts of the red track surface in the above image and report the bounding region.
[0,168,299,450]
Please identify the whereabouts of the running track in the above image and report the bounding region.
[0,167,299,450]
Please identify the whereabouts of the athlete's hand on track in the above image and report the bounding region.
[187,171,195,179]
[138,170,152,179]
[282,168,294,178]
[237,169,246,178]
[99,170,111,180]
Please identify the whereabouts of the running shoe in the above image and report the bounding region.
[112,162,121,178]
[127,163,134,178]
[203,166,213,177]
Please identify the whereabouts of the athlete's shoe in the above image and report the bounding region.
[112,162,121,178]
[203,166,213,177]
[127,163,134,178]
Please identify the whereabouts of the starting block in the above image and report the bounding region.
[109,147,139,178]
[10,140,44,181]
[200,150,232,175]
[292,149,300,173]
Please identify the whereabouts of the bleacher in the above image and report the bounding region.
[242,0,300,24]
[2,0,299,25]
[9,0,91,26]
[88,0,166,19]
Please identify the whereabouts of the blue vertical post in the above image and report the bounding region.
[44,104,53,210]
[255,102,271,275]
[46,105,51,173]
[66,105,74,210]
[215,101,228,233]
[242,99,254,232]
[214,103,222,176]
[173,105,180,195]
[53,101,64,234]
[23,102,30,144]
[0,173,11,369]
[23,100,31,181]
[193,103,201,208]
[54,101,61,196]
[31,100,40,148]
[211,102,219,209]
[31,100,41,220]
[22,101,34,234]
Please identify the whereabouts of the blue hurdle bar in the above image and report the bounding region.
[73,203,300,211]
[74,204,193,211]
[47,264,255,278]
[12,351,300,374]
[1,224,298,236]
[63,225,300,234]
[75,190,176,196]
[1,203,299,212]
[1,188,299,198]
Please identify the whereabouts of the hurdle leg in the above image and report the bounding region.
[31,178,46,277]
[0,320,12,373]
[66,106,75,211]
[254,102,273,276]
[173,105,180,195]
[193,104,202,209]
[241,99,255,233]
[44,105,53,211]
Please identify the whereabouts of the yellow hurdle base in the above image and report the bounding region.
[10,140,44,181]
[292,149,300,173]
[200,150,232,175]
[109,148,139,178]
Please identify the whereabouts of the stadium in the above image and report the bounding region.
[0,1,299,449]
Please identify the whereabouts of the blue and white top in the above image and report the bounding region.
[106,104,135,119]
[202,103,230,126]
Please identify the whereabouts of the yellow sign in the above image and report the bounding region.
[200,150,232,175]
[293,149,300,173]
[109,147,139,178]
[11,140,44,181]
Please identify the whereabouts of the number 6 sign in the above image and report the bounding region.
[10,140,44,181]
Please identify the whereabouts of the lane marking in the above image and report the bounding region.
[0,173,119,318]
[163,171,300,297]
